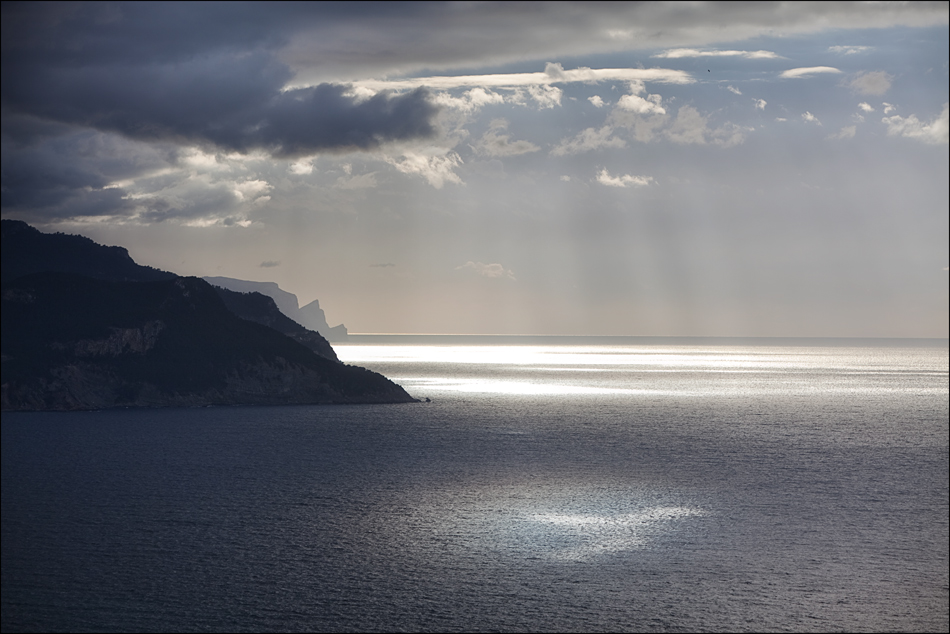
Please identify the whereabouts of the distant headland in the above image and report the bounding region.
[203,276,348,342]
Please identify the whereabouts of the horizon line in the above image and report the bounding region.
[347,333,949,341]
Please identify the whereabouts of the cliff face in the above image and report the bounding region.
[1,273,415,410]
[203,276,348,341]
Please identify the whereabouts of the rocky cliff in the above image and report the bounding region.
[203,276,348,341]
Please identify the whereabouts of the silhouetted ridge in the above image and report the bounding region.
[1,219,175,284]
[1,221,414,410]
[1,220,342,359]
[212,286,339,361]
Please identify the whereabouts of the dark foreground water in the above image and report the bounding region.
[3,341,948,632]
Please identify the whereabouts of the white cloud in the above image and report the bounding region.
[617,93,665,114]
[882,103,949,145]
[775,117,788,122]
[858,102,875,113]
[802,112,821,125]
[474,119,540,156]
[352,66,694,93]
[433,87,506,113]
[616,81,666,115]
[845,70,893,96]
[386,151,464,188]
[779,66,842,79]
[232,179,272,203]
[456,261,516,280]
[883,102,897,114]
[830,126,857,140]
[653,48,779,59]
[828,45,872,55]
[181,216,252,229]
[543,62,568,81]
[754,98,767,110]
[289,159,313,175]
[610,101,747,147]
[588,95,605,108]
[551,126,626,156]
[527,84,563,109]
[595,168,654,188]
[727,85,742,95]
[179,148,224,170]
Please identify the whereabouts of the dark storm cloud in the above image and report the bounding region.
[1,3,438,157]
[3,1,943,158]
[0,1,423,66]
[0,113,253,222]
[4,55,436,156]
[251,85,436,157]
[3,55,437,157]
[0,121,164,218]
[1,2,438,218]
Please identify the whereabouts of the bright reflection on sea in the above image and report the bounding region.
[337,344,778,368]
[522,507,705,560]
[335,342,948,398]
[393,376,646,395]
[402,481,709,564]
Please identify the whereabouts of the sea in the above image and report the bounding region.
[2,336,948,632]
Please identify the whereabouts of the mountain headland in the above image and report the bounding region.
[204,276,348,342]
[1,220,414,410]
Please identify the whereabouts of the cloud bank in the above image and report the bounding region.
[882,104,949,145]
[4,61,439,157]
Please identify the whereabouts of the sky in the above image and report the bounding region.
[2,2,948,337]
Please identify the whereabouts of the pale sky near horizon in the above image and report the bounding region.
[2,2,948,337]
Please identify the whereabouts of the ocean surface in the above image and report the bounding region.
[3,337,948,632]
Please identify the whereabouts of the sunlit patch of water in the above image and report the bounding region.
[337,343,949,398]
[338,344,782,369]
[518,506,706,560]
[397,481,710,565]
[390,376,652,395]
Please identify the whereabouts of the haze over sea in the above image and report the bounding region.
[3,337,948,632]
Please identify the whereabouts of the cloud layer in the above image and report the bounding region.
[3,56,439,157]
